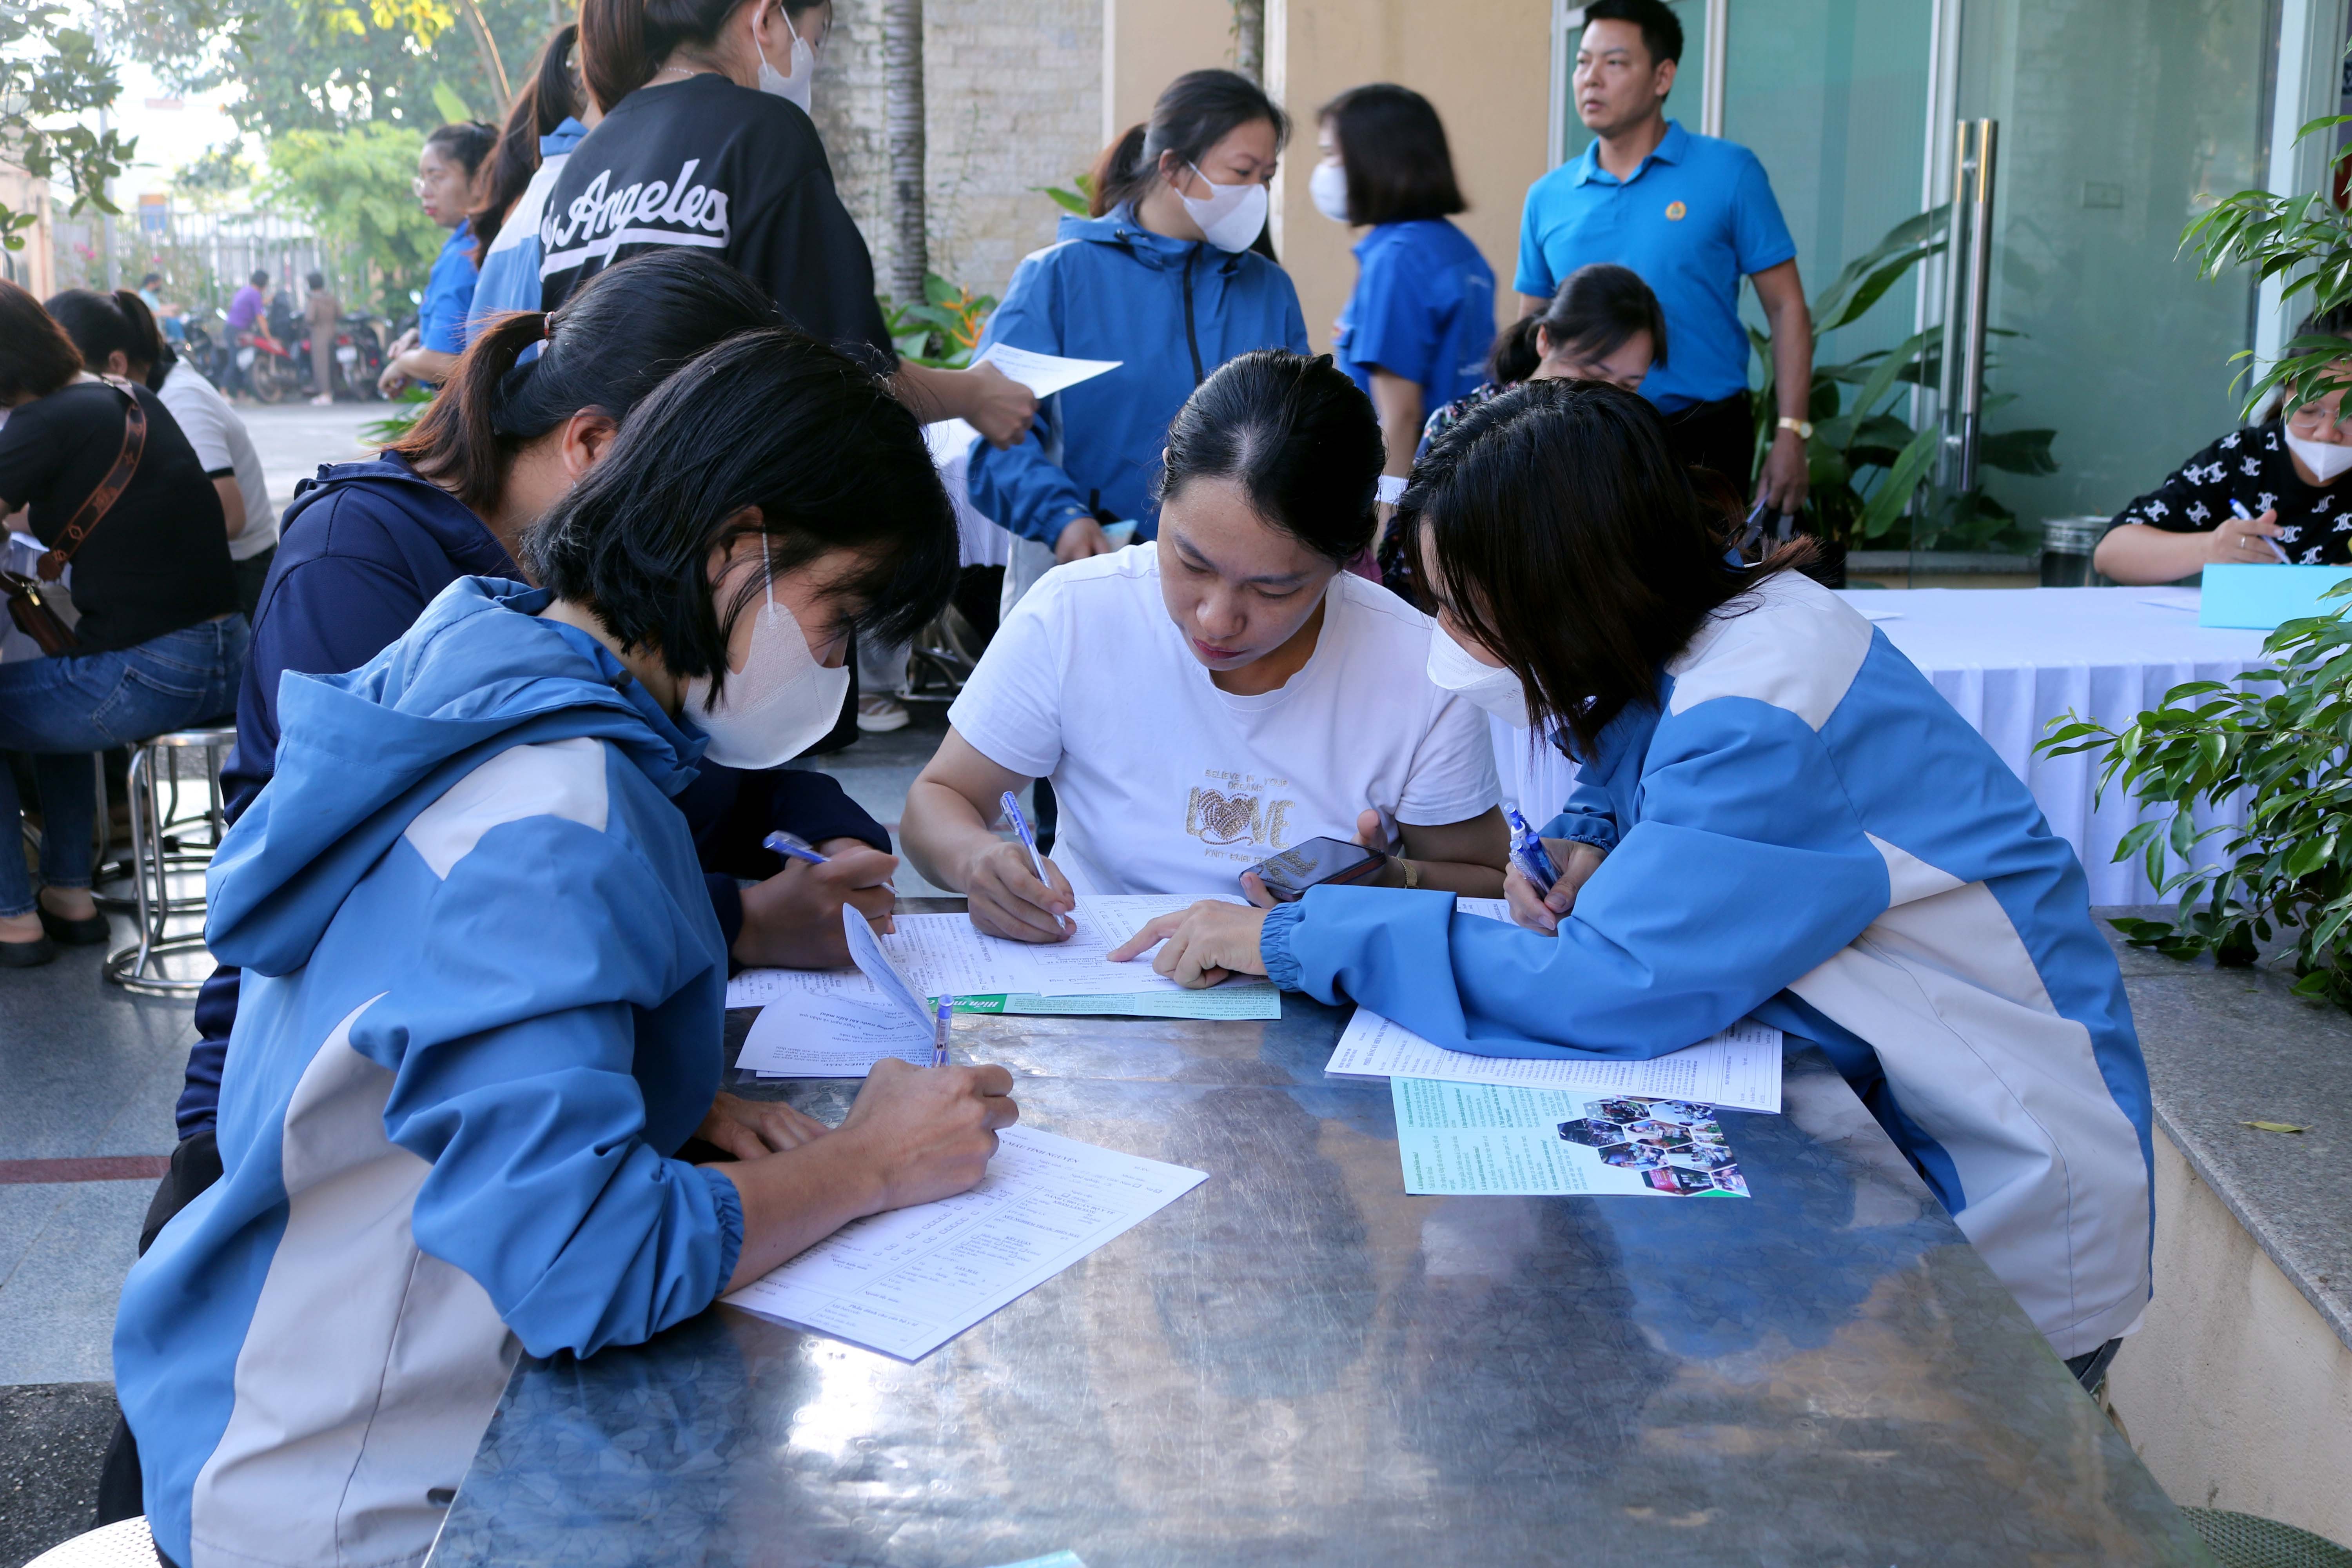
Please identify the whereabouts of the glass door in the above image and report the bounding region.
[1916,0,2276,575]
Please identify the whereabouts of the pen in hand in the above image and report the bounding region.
[933,995,953,1068]
[763,831,830,867]
[2229,499,2292,563]
[1504,806,1559,895]
[999,790,1073,933]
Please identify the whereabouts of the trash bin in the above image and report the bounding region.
[2041,516,2107,587]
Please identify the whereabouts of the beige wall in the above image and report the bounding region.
[2103,1132,2352,1544]
[1103,0,1241,145]
[1267,0,1550,354]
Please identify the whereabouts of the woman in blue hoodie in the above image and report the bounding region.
[1115,381,2154,1386]
[968,69,1312,581]
[115,328,1019,1568]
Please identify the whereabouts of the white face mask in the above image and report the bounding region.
[1309,159,1351,225]
[1180,163,1269,253]
[681,557,848,768]
[1426,622,1530,727]
[2285,426,2352,485]
[754,6,816,114]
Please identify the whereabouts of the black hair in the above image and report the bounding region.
[0,280,87,402]
[1090,69,1289,218]
[394,248,780,517]
[1535,263,1667,370]
[307,269,327,290]
[1318,83,1465,226]
[45,289,140,373]
[425,120,499,179]
[1158,349,1383,565]
[474,24,583,266]
[525,326,959,697]
[111,290,175,385]
[139,272,163,288]
[581,0,824,113]
[1486,316,1543,385]
[249,268,269,286]
[1404,380,1807,755]
[1582,0,1684,65]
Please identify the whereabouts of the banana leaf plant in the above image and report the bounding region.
[1747,205,2058,552]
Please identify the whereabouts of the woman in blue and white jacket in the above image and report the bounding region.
[969,68,1310,594]
[1117,380,2154,1384]
[114,329,1018,1568]
[467,23,592,326]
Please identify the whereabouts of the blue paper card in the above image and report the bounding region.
[2199,563,2352,629]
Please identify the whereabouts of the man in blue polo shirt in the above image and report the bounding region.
[1517,0,1813,515]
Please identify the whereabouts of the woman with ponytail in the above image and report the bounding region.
[552,0,1034,447]
[379,119,499,394]
[470,23,595,327]
[966,69,1311,612]
[48,286,283,615]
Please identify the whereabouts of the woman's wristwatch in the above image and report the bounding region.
[1777,416,1814,441]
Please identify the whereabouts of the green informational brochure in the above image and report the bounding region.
[944,985,1280,1020]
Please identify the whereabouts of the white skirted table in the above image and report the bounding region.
[1488,586,2270,907]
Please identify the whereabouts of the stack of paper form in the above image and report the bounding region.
[1327,1010,1783,1113]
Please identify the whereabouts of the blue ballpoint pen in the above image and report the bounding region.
[763,830,830,867]
[999,791,1073,934]
[2230,498,2291,563]
[1504,806,1558,895]
[933,996,952,1068]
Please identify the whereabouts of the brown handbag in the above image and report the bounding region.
[4,378,146,656]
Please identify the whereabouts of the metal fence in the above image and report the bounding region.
[51,208,364,318]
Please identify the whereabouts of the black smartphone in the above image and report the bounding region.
[1243,836,1386,903]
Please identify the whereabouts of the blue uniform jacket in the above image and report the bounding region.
[118,579,743,1568]
[966,206,1309,547]
[1262,571,2152,1360]
[180,454,886,1139]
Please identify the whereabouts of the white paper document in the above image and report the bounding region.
[722,1125,1207,1360]
[736,971,935,1078]
[877,895,1245,1000]
[1327,1009,1784,1114]
[973,343,1122,399]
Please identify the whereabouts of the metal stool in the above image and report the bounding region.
[106,725,235,995]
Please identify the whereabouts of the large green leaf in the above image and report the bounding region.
[1978,427,2058,476]
[1855,425,1939,539]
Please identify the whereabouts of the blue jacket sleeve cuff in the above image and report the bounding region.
[1541,810,1619,852]
[1014,504,1093,547]
[697,1165,746,1298]
[1261,900,1308,993]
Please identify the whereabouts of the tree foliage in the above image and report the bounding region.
[1,0,136,246]
[262,120,444,314]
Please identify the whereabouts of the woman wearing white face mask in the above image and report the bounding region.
[1315,84,1495,524]
[1116,380,2155,1392]
[2096,305,2352,581]
[113,328,1020,1568]
[967,70,1312,589]
[906,351,1504,944]
[551,0,1036,449]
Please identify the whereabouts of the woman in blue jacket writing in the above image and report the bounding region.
[969,68,1311,591]
[114,328,1018,1568]
[1116,380,2154,1385]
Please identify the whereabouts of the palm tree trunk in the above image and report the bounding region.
[1231,0,1264,85]
[884,0,927,305]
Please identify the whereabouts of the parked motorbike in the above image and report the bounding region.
[180,315,234,389]
[236,330,301,405]
[292,314,389,401]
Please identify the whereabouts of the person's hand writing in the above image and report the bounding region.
[835,1058,1020,1211]
[965,838,1076,942]
[1757,428,1809,516]
[1108,900,1269,987]
[2206,507,2288,565]
[732,838,898,969]
[963,361,1038,448]
[697,1091,833,1160]
[1054,515,1116,564]
[1504,838,1606,936]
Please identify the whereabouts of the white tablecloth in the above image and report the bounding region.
[1841,586,2270,904]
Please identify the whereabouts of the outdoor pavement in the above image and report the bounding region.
[236,397,387,505]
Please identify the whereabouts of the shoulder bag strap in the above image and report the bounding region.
[38,377,147,579]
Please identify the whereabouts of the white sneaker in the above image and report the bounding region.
[855,694,910,733]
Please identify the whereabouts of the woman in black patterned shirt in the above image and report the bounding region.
[2098,312,2352,582]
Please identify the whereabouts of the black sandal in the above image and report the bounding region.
[38,905,111,946]
[0,933,57,968]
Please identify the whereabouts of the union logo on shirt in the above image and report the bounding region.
[1665,200,1688,221]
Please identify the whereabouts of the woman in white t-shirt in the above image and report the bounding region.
[904,349,1506,940]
